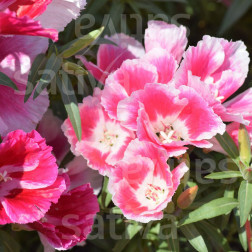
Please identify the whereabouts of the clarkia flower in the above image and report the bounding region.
[108,139,188,222]
[0,130,66,225]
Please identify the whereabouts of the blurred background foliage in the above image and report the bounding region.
[14,0,252,251]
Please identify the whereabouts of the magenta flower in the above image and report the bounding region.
[117,84,225,156]
[62,89,135,176]
[77,33,145,84]
[0,130,66,224]
[108,139,188,222]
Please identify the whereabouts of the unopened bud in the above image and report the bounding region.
[177,185,198,209]
[238,125,251,166]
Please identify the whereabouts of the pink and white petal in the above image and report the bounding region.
[145,20,187,62]
[143,48,178,84]
[177,85,226,140]
[65,156,103,194]
[171,162,189,194]
[36,0,87,32]
[0,205,12,225]
[2,176,66,224]
[0,9,57,40]
[76,55,109,84]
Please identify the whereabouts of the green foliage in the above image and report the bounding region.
[0,72,18,90]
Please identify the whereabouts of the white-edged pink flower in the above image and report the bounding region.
[0,130,66,224]
[28,182,99,250]
[108,139,188,223]
[175,35,250,123]
[0,35,49,136]
[65,156,103,195]
[37,109,70,164]
[0,0,87,41]
[117,83,225,156]
[62,89,135,176]
[144,20,188,62]
[101,59,158,120]
[77,33,145,84]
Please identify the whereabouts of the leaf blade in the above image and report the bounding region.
[205,171,242,179]
[0,72,18,90]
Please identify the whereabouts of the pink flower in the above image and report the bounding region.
[175,35,250,124]
[37,109,70,164]
[77,33,145,84]
[0,0,87,41]
[0,130,66,225]
[0,35,49,136]
[117,84,225,156]
[144,20,188,62]
[65,156,103,195]
[62,89,135,176]
[108,139,188,222]
[28,183,99,250]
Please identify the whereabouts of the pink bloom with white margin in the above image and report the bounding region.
[0,0,87,41]
[144,20,188,62]
[77,33,145,84]
[175,35,249,123]
[28,181,99,250]
[0,35,49,136]
[101,59,158,120]
[65,156,103,195]
[0,130,66,225]
[62,88,135,176]
[37,109,70,164]
[117,84,226,156]
[108,139,188,223]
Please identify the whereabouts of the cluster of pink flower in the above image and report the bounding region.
[64,20,251,222]
[0,0,251,250]
[0,0,103,251]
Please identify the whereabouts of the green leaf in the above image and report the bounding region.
[234,208,248,251]
[62,61,88,76]
[197,221,231,251]
[178,197,238,226]
[101,176,112,209]
[33,53,62,99]
[0,230,20,252]
[112,223,143,252]
[205,171,242,179]
[56,72,82,141]
[60,27,104,58]
[238,124,251,166]
[25,54,47,102]
[215,132,240,160]
[0,72,18,90]
[218,0,252,35]
[238,180,252,226]
[180,224,208,252]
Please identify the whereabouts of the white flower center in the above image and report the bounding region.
[156,125,181,144]
[145,184,165,205]
[0,170,12,183]
[214,90,225,102]
[99,130,119,148]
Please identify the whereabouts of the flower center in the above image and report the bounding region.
[99,130,118,148]
[145,184,165,204]
[0,170,12,183]
[156,125,181,144]
[213,90,225,102]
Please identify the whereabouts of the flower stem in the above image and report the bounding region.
[245,219,252,252]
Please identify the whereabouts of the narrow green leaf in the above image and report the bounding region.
[112,223,143,252]
[238,124,251,166]
[205,171,242,179]
[234,208,248,251]
[62,62,88,76]
[101,176,112,208]
[218,0,252,35]
[178,197,238,226]
[60,27,104,58]
[0,230,20,252]
[238,180,252,226]
[33,53,62,99]
[197,221,231,251]
[0,72,18,90]
[180,224,208,252]
[25,54,47,102]
[215,132,240,160]
[56,72,82,141]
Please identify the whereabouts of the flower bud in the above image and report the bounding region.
[238,124,251,166]
[62,62,88,76]
[177,185,198,209]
